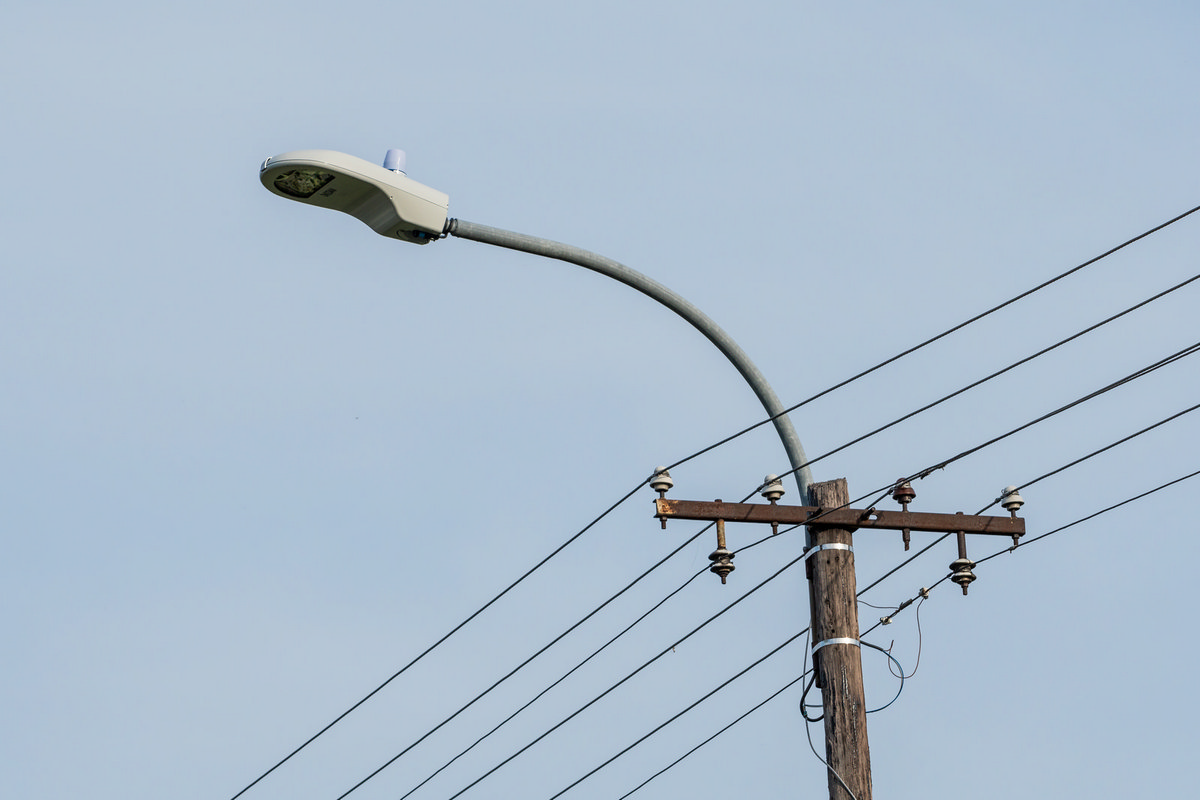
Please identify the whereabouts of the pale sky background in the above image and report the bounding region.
[4,2,1199,799]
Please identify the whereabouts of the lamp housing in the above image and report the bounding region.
[260,149,449,244]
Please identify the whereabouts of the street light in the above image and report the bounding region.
[259,148,814,502]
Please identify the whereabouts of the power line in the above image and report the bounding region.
[971,467,1200,571]
[659,202,1200,479]
[423,494,879,800]
[855,398,1200,599]
[391,565,711,800]
[228,208,1200,800]
[613,470,1200,800]
[975,400,1200,514]
[767,274,1200,488]
[418,347,1199,798]
[225,477,647,800]
[542,629,811,800]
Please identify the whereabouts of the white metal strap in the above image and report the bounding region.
[803,543,854,560]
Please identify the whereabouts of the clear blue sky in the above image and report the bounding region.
[4,2,1198,798]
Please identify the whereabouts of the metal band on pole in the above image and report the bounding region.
[811,637,861,655]
[804,543,854,559]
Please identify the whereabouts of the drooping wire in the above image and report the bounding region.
[657,202,1200,479]
[799,627,858,800]
[344,477,881,798]
[802,679,858,800]
[860,639,908,714]
[386,484,892,797]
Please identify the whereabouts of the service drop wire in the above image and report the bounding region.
[656,201,1200,480]
[762,271,1200,491]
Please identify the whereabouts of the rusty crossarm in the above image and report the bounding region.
[654,498,1025,537]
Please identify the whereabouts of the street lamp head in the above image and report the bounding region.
[259,149,449,245]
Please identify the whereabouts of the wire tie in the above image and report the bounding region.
[811,637,860,654]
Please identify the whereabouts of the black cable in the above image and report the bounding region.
[908,339,1200,482]
[230,207,1200,800]
[393,564,711,800]
[427,491,887,800]
[329,524,710,800]
[976,401,1200,514]
[529,387,1200,797]
[614,670,810,800]
[376,394,1200,800]
[974,467,1200,569]
[658,202,1200,478]
[542,629,810,800]
[557,466,1200,800]
[767,273,1200,488]
[226,478,646,800]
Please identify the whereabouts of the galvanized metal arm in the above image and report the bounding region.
[446,218,813,501]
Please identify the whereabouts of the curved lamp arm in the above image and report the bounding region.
[446,218,814,502]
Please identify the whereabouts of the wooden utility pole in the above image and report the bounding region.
[806,478,871,800]
[653,474,1025,800]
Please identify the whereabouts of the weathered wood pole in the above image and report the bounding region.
[806,478,872,800]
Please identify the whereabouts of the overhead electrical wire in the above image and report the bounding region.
[229,205,1200,800]
[389,566,711,800]
[340,338,1200,800]
[433,385,1200,800]
[225,479,648,800]
[658,202,1200,478]
[338,345,1197,798]
[614,670,810,800]
[764,273,1200,488]
[970,467,1200,572]
[604,470,1200,800]
[854,398,1200,599]
[541,629,812,800]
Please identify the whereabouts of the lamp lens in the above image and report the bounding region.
[273,169,335,198]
